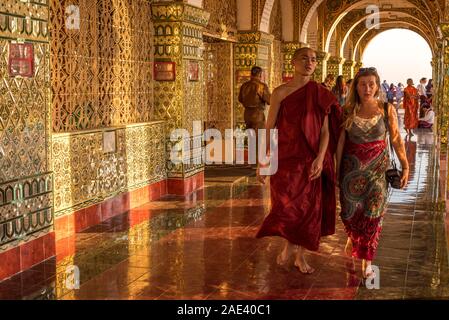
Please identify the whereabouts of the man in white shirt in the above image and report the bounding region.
[418,104,434,129]
[417,78,427,106]
[395,82,404,111]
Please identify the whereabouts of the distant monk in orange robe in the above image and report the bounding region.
[403,78,419,136]
[256,47,342,274]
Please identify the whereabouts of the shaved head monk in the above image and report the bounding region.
[256,47,343,273]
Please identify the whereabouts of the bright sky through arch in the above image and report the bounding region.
[361,29,432,86]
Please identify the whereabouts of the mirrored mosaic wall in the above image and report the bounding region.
[50,0,154,133]
[0,173,53,252]
[0,0,53,250]
[52,121,166,216]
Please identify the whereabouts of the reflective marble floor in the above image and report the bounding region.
[1,113,448,300]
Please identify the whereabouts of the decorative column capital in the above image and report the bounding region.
[281,42,309,52]
[151,2,210,27]
[282,42,301,53]
[151,2,210,61]
[237,31,275,45]
[316,51,330,62]
[235,31,274,70]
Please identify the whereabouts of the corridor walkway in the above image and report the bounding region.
[0,119,448,300]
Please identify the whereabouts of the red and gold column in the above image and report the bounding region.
[151,2,210,194]
[234,31,274,129]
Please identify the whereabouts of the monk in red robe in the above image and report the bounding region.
[256,47,342,273]
[403,78,419,136]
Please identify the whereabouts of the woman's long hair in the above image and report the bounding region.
[343,68,381,130]
[334,75,346,96]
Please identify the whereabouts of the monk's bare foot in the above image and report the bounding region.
[344,237,353,257]
[276,242,293,266]
[294,247,315,274]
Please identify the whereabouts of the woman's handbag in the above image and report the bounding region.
[383,103,402,189]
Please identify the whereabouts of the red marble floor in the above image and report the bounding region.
[0,112,448,300]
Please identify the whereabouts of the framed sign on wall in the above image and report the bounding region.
[154,61,176,81]
[9,42,34,78]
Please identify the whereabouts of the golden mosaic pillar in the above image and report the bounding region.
[151,2,209,178]
[343,60,356,81]
[314,51,330,83]
[437,24,449,209]
[439,25,449,152]
[431,55,440,119]
[434,24,449,211]
[327,56,344,79]
[434,41,448,212]
[0,0,53,280]
[234,31,274,128]
[281,42,303,82]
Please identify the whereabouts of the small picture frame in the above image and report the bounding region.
[103,131,116,154]
[9,42,34,78]
[154,61,176,81]
[188,60,199,81]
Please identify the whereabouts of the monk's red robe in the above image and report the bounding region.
[256,81,342,251]
[404,86,419,129]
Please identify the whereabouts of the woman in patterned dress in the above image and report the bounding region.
[336,68,409,278]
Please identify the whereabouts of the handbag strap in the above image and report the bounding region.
[383,102,398,169]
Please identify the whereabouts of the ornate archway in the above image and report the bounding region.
[339,11,435,59]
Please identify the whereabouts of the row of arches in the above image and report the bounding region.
[233,0,440,62]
